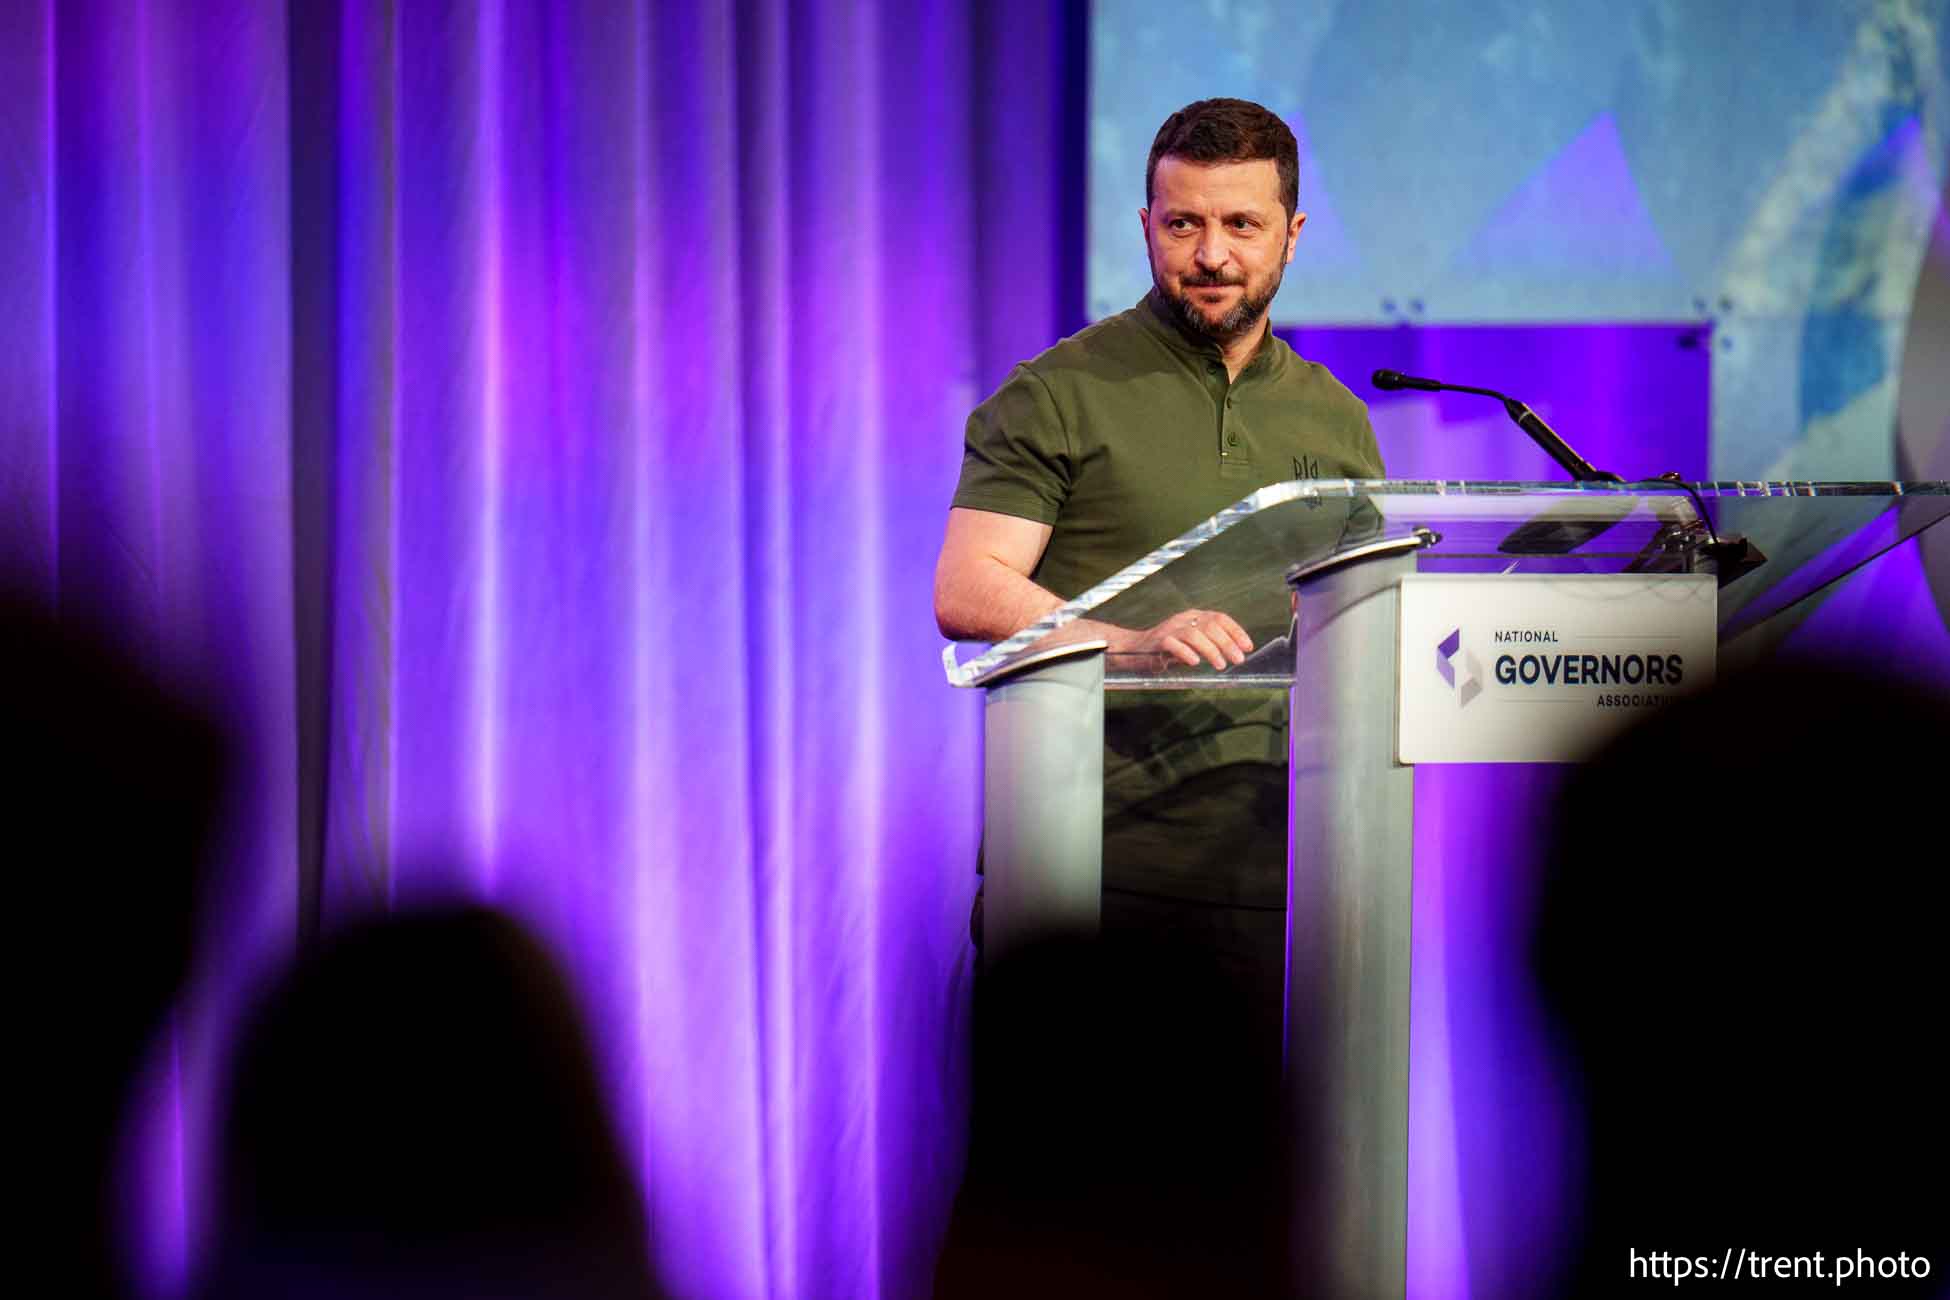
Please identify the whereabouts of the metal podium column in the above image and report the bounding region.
[1286,549,1416,1300]
[978,644,1105,961]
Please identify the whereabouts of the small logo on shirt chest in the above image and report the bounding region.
[1293,454,1320,480]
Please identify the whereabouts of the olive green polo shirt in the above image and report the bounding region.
[953,291,1385,601]
[952,293,1385,907]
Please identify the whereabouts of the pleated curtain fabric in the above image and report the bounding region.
[1,3,1081,1296]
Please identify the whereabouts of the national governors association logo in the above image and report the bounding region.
[1399,575,1716,764]
[1436,628,1484,708]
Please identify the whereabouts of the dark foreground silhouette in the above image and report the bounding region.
[4,590,664,1299]
[934,931,1289,1297]
[4,591,228,1300]
[1532,660,1950,1297]
[197,905,666,1300]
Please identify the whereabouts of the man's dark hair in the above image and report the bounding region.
[1146,98,1300,219]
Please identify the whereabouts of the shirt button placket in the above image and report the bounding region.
[1212,364,1230,459]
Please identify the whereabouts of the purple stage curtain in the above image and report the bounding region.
[2,3,1081,1297]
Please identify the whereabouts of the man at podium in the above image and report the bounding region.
[934,98,1384,1039]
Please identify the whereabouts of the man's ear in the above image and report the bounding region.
[1285,211,1308,264]
[1139,206,1152,242]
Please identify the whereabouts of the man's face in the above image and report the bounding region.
[1141,156,1305,344]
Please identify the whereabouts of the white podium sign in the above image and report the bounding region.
[1397,573,1717,764]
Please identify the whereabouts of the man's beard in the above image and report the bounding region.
[1157,263,1284,343]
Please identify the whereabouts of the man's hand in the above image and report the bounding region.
[1079,609,1254,670]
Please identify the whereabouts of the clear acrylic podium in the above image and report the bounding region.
[942,479,1949,1300]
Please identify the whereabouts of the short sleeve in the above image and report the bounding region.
[950,365,1073,525]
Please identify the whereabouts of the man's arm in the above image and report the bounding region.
[933,507,1062,642]
[933,507,1253,668]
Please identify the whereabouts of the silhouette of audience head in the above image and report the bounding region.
[934,930,1287,1298]
[200,904,664,1300]
[4,590,229,1300]
[1532,658,1950,1295]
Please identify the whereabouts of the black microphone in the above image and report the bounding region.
[1369,369,1621,483]
[1372,369,1441,393]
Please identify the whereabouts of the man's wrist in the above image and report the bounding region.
[1063,617,1133,652]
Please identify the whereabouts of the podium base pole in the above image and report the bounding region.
[1287,552,1415,1299]
[982,650,1104,962]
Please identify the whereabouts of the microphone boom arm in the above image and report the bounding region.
[1504,398,1617,483]
[1372,369,1620,483]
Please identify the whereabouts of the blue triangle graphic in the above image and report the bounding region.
[1448,112,1674,276]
